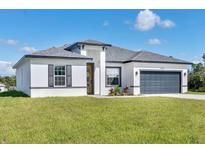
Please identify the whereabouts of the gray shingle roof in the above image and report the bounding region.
[105,45,191,64]
[105,45,137,62]
[129,50,191,64]
[30,40,191,64]
[14,39,192,69]
[26,45,92,60]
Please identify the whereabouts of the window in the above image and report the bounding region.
[54,66,66,87]
[106,67,121,86]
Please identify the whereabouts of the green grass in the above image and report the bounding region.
[187,91,205,95]
[0,94,205,143]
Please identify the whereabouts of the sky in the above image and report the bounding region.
[0,9,204,76]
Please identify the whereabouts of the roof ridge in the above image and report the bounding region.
[128,50,144,60]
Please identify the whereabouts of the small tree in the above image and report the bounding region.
[188,63,205,90]
[188,72,203,90]
[191,63,204,72]
[0,76,16,90]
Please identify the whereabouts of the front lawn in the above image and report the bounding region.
[187,91,205,95]
[0,95,205,143]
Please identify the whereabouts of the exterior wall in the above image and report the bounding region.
[30,88,87,98]
[31,64,48,87]
[132,62,189,95]
[72,66,87,87]
[16,60,31,96]
[29,58,87,97]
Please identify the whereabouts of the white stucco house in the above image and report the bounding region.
[0,83,6,92]
[13,39,192,97]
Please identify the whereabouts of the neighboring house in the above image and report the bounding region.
[0,83,6,92]
[13,39,192,97]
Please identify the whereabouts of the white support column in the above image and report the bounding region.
[133,68,140,95]
[99,50,106,95]
[181,69,188,93]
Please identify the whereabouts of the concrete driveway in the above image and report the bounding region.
[141,94,205,100]
[93,94,205,100]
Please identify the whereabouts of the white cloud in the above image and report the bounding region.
[147,38,161,45]
[160,20,175,28]
[20,46,36,53]
[102,20,109,26]
[135,9,160,31]
[134,9,175,31]
[0,60,15,76]
[0,39,18,46]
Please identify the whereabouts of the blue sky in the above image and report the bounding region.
[0,9,204,75]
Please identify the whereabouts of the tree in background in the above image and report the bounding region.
[203,53,205,66]
[0,76,16,90]
[188,63,205,91]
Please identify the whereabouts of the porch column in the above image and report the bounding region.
[99,48,106,95]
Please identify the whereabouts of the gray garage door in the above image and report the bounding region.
[140,71,181,94]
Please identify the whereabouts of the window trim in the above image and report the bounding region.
[53,65,66,87]
[106,66,121,87]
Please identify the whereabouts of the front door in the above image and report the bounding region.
[87,63,94,95]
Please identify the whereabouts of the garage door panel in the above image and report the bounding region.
[140,71,181,94]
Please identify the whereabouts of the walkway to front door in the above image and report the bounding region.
[87,63,94,95]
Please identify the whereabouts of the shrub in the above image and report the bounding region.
[114,85,121,96]
[108,86,121,96]
[0,90,28,97]
[109,88,115,96]
[198,87,205,92]
[123,86,129,95]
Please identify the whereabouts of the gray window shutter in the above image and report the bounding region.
[66,65,72,87]
[48,64,54,87]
